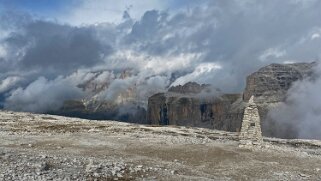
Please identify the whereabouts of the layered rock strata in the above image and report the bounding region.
[243,62,315,137]
[147,82,244,131]
[243,62,314,103]
[147,62,314,137]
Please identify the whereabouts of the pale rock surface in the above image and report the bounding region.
[239,96,263,147]
[0,110,321,180]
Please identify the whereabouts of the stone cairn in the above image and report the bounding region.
[239,96,263,146]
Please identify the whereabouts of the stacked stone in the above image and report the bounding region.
[239,96,263,145]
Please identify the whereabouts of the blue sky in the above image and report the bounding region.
[0,0,201,24]
[0,0,72,17]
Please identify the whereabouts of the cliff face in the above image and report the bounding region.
[242,62,314,137]
[53,62,315,137]
[147,62,315,136]
[147,82,244,131]
[243,63,314,103]
[52,69,148,123]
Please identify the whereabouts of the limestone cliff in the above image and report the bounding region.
[53,62,314,137]
[243,62,314,137]
[243,62,314,103]
[147,82,244,131]
[147,62,315,136]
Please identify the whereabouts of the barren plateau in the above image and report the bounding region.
[0,110,321,180]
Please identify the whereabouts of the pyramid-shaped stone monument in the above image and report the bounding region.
[239,96,263,145]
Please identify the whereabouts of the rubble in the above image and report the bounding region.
[0,110,321,180]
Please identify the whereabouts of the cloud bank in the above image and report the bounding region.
[0,0,321,138]
[267,63,321,139]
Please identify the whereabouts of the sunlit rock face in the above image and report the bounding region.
[147,82,244,131]
[167,82,210,94]
[243,62,315,138]
[148,62,315,136]
[243,62,314,103]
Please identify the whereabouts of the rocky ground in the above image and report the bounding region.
[0,110,321,180]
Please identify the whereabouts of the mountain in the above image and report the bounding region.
[147,82,244,131]
[147,62,315,138]
[243,62,314,103]
[52,69,148,123]
[50,62,315,138]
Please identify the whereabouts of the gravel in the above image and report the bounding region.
[1,110,321,180]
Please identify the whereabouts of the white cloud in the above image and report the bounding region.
[0,76,22,94]
[268,63,321,139]
[171,63,222,86]
[0,44,8,58]
[143,53,202,74]
[60,0,169,25]
[311,33,320,40]
[4,76,84,113]
[106,50,202,75]
[283,60,295,64]
[259,48,286,62]
[309,28,321,40]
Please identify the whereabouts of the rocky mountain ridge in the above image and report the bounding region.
[243,62,315,103]
[52,69,148,123]
[48,62,316,138]
[148,62,315,138]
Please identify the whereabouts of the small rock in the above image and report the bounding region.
[37,162,50,172]
[299,173,310,178]
[114,166,121,171]
[93,172,100,177]
[171,170,177,175]
[116,173,123,178]
[85,159,94,172]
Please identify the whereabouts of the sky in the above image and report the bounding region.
[1,0,321,138]
[0,0,196,24]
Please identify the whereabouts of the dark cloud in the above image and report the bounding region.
[1,0,321,125]
[6,21,112,75]
[119,0,321,91]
